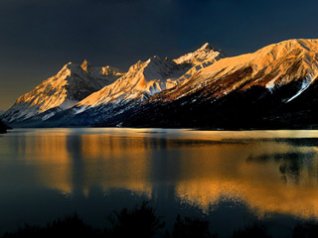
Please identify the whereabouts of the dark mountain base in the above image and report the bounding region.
[8,82,318,130]
[99,84,318,130]
[0,120,9,133]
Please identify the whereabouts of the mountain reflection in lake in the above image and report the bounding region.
[1,128,318,237]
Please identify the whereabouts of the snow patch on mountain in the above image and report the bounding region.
[285,73,316,103]
[174,43,220,65]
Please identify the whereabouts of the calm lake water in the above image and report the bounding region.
[1,128,318,237]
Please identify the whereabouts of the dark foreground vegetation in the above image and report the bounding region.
[0,120,9,133]
[1,202,318,238]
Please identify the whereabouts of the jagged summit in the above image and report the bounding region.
[198,42,211,50]
[80,59,89,72]
[174,42,220,65]
[60,60,122,78]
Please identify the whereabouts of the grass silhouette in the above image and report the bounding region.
[1,203,317,238]
[108,202,165,238]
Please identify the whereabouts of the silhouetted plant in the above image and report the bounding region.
[2,214,97,238]
[232,223,271,238]
[108,201,165,238]
[170,215,217,238]
[293,221,318,238]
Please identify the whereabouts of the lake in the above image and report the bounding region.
[1,128,318,237]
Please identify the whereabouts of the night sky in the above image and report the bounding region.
[1,0,318,109]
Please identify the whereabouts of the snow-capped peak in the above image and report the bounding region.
[3,61,123,123]
[165,39,318,102]
[74,45,222,111]
[77,56,188,108]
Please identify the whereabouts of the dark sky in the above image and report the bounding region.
[1,0,318,109]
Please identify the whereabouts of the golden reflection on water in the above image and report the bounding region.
[11,129,154,196]
[15,131,72,194]
[175,142,318,218]
[79,134,152,196]
[5,128,318,219]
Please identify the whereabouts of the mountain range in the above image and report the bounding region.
[3,39,318,129]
